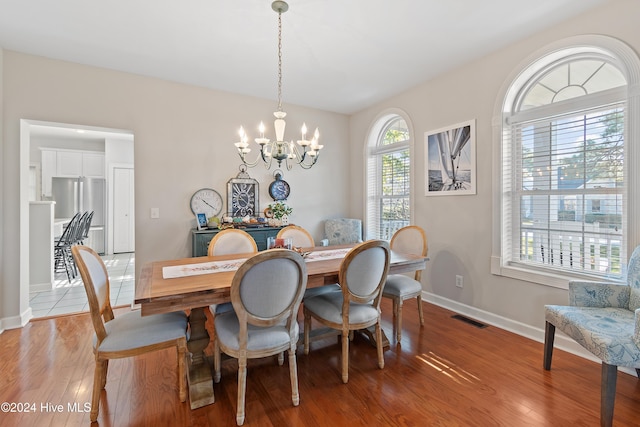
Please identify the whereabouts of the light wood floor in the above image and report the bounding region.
[1,300,639,426]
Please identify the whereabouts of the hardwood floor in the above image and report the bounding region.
[1,300,639,426]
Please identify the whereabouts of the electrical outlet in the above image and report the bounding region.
[150,208,160,219]
[455,275,463,288]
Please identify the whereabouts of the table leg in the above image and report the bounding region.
[357,326,390,349]
[186,307,215,409]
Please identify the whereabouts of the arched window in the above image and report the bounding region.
[493,36,640,287]
[366,112,412,240]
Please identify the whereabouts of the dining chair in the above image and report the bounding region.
[277,225,315,248]
[303,239,390,383]
[207,228,258,256]
[324,218,363,245]
[382,225,427,343]
[208,228,259,315]
[54,211,82,282]
[277,224,340,300]
[213,249,307,425]
[71,245,188,423]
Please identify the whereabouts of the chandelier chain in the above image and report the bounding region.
[277,10,283,112]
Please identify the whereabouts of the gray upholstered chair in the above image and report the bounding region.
[213,249,307,426]
[303,240,390,383]
[71,245,188,423]
[208,228,259,315]
[324,218,363,246]
[382,225,427,343]
[544,244,640,427]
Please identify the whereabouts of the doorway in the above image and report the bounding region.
[23,119,135,318]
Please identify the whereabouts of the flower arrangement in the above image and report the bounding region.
[268,201,292,219]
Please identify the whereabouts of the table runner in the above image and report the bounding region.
[162,247,351,279]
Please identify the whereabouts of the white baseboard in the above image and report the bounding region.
[30,281,53,293]
[422,291,637,377]
[0,307,33,334]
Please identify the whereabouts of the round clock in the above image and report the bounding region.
[190,188,223,220]
[269,171,290,201]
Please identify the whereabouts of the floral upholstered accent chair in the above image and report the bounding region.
[324,218,363,246]
[544,245,640,427]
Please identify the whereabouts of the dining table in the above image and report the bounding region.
[134,243,427,410]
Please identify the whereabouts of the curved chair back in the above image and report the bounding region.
[71,245,112,343]
[277,225,315,248]
[208,229,258,256]
[340,240,390,307]
[390,225,427,280]
[324,218,363,245]
[232,249,307,333]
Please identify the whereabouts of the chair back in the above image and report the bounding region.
[324,218,363,245]
[627,245,640,310]
[339,240,390,308]
[57,212,82,247]
[277,225,315,248]
[208,229,258,256]
[390,225,427,281]
[71,245,112,344]
[81,210,95,240]
[231,250,307,339]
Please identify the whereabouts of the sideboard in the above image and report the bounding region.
[191,226,283,256]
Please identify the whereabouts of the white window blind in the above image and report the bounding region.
[366,116,411,240]
[508,104,625,278]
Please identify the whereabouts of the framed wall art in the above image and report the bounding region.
[425,119,476,196]
[227,165,259,217]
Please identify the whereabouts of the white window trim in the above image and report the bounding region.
[491,35,640,289]
[363,108,415,240]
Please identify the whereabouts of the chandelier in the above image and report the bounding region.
[234,0,323,170]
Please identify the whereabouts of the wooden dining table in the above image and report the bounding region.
[134,244,427,410]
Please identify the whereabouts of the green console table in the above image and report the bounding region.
[191,226,283,257]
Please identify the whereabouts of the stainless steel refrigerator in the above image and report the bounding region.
[52,177,106,254]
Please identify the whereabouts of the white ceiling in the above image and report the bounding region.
[0,0,608,114]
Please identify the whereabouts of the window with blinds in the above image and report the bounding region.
[366,116,411,240]
[502,53,628,280]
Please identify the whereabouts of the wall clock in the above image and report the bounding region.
[190,188,223,220]
[227,166,259,217]
[268,170,290,201]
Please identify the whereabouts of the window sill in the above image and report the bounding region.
[490,256,623,290]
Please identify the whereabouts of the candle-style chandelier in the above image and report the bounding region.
[234,0,323,170]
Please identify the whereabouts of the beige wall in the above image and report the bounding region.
[349,0,640,331]
[0,52,349,327]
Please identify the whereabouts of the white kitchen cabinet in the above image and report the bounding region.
[56,151,83,177]
[82,152,105,177]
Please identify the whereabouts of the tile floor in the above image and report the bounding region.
[29,252,135,318]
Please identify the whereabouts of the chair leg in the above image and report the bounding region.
[341,328,349,383]
[303,309,311,355]
[177,343,187,402]
[100,360,109,389]
[288,345,300,406]
[396,298,404,343]
[236,355,247,426]
[90,360,104,422]
[375,321,385,370]
[601,362,617,427]
[277,351,285,366]
[213,339,221,383]
[417,294,425,326]
[543,321,555,370]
